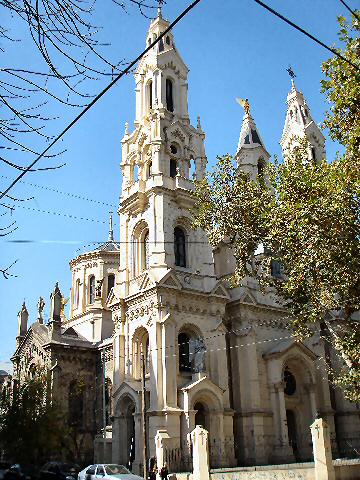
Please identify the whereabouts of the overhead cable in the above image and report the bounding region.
[253,0,360,72]
[0,0,203,201]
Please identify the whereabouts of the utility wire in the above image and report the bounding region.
[253,0,360,72]
[338,0,360,21]
[0,175,117,208]
[0,0,202,201]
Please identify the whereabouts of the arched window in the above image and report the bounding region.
[178,332,191,372]
[74,278,80,308]
[147,80,153,110]
[257,158,265,178]
[194,402,206,428]
[166,35,171,45]
[170,159,177,178]
[147,161,152,179]
[271,259,282,278]
[143,231,149,270]
[284,367,297,396]
[174,227,186,267]
[158,37,164,52]
[107,274,115,297]
[166,78,174,112]
[89,275,95,304]
[132,327,149,378]
[68,380,84,427]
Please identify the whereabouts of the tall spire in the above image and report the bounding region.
[235,98,270,179]
[108,211,114,241]
[280,73,326,162]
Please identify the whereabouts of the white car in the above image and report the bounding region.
[78,464,142,480]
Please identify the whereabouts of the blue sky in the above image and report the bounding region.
[0,0,353,372]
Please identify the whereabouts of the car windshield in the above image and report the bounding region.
[104,465,130,475]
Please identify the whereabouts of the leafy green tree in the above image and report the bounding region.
[0,366,66,465]
[193,12,360,402]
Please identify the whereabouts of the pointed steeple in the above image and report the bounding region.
[235,100,270,180]
[280,75,325,162]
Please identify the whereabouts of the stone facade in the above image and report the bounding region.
[11,12,359,473]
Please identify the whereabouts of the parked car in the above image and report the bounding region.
[0,463,11,480]
[78,464,142,480]
[39,463,79,480]
[3,464,37,480]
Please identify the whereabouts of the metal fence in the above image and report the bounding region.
[164,443,193,473]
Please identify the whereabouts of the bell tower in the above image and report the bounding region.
[118,11,215,297]
[280,74,326,162]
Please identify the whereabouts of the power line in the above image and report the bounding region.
[338,0,360,21]
[13,204,114,224]
[0,175,117,208]
[0,0,203,201]
[253,0,360,72]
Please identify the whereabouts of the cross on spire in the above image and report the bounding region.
[286,65,297,91]
[157,0,164,17]
[286,65,296,79]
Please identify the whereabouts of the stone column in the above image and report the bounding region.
[310,417,335,480]
[191,426,210,480]
[155,430,171,480]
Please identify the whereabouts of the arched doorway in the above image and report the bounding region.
[282,359,315,461]
[194,402,207,430]
[116,396,136,470]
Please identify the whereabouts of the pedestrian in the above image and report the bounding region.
[159,463,168,480]
[148,457,157,480]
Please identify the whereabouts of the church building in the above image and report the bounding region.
[11,11,360,473]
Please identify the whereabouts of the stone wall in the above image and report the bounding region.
[169,460,360,480]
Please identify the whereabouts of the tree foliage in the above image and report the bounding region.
[0,366,64,464]
[193,11,360,402]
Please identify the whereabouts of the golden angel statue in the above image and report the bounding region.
[236,97,251,115]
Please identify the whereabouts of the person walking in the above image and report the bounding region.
[159,463,168,480]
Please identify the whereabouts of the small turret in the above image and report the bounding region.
[235,98,270,180]
[280,71,325,162]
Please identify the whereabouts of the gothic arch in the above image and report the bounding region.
[131,220,149,276]
[177,323,203,373]
[131,326,150,379]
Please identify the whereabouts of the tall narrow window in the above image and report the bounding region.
[257,158,265,178]
[74,279,80,308]
[170,159,177,178]
[68,381,84,427]
[166,78,174,112]
[143,231,149,270]
[178,332,191,372]
[107,274,115,297]
[148,80,153,110]
[89,275,95,304]
[174,227,186,267]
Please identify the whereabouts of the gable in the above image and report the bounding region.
[158,271,182,290]
[210,282,230,299]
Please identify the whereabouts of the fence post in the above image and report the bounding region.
[191,425,210,480]
[310,417,335,480]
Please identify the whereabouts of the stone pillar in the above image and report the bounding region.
[269,382,293,462]
[155,430,171,480]
[310,417,335,480]
[191,426,210,480]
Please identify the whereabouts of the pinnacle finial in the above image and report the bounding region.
[108,212,114,241]
[197,115,202,129]
[157,0,163,17]
[286,65,297,91]
[124,122,129,136]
